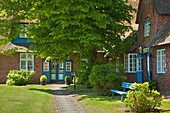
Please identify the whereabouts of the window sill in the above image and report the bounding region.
[125,71,137,73]
[157,72,165,74]
[144,35,150,38]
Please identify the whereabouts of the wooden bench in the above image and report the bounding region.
[110,82,134,102]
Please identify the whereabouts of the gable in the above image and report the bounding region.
[136,0,170,23]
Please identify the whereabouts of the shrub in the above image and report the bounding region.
[124,82,164,112]
[89,63,126,95]
[149,78,158,90]
[40,75,47,82]
[6,69,35,86]
[72,76,78,84]
[65,76,71,81]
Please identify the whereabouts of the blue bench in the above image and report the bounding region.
[110,82,134,102]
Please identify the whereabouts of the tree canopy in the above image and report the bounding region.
[0,0,134,62]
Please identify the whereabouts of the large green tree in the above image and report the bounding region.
[0,0,134,61]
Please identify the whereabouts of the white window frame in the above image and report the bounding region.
[124,53,137,73]
[20,53,34,71]
[157,49,166,73]
[144,18,151,37]
[143,47,149,53]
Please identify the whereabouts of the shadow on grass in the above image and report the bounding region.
[77,93,121,102]
[29,88,69,95]
[29,88,53,95]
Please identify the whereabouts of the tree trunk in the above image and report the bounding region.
[89,49,97,66]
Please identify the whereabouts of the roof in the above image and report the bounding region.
[146,20,170,47]
[124,30,138,53]
[136,0,170,23]
[152,0,170,14]
[0,42,32,52]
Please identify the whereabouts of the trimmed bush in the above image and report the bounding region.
[6,69,35,86]
[89,63,126,95]
[40,75,47,82]
[65,76,71,81]
[149,78,158,90]
[124,82,164,112]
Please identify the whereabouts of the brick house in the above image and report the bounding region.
[0,32,106,84]
[0,29,76,84]
[123,0,170,95]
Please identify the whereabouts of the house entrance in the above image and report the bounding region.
[42,59,73,82]
[137,54,143,83]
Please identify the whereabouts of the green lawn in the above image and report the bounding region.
[67,84,170,113]
[0,85,56,113]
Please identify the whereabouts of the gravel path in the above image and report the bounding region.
[51,84,86,113]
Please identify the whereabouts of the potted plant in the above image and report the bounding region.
[40,75,47,85]
[65,76,71,85]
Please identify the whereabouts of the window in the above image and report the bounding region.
[19,26,27,38]
[144,18,150,37]
[66,62,71,71]
[20,53,34,71]
[124,53,137,73]
[157,49,166,73]
[43,62,49,71]
[59,62,64,69]
[143,47,149,53]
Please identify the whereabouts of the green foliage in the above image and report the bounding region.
[89,63,126,95]
[65,76,71,81]
[72,76,79,84]
[6,69,35,85]
[40,75,47,82]
[149,78,158,90]
[0,0,134,61]
[124,82,164,112]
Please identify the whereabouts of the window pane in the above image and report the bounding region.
[157,49,165,73]
[28,61,33,71]
[21,54,26,59]
[27,54,33,59]
[66,62,71,71]
[59,62,63,68]
[21,60,26,69]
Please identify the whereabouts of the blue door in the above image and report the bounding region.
[64,60,73,81]
[42,59,50,83]
[42,59,73,82]
[58,62,64,81]
[147,53,151,81]
[50,60,57,81]
[137,54,143,83]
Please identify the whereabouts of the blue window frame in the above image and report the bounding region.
[157,49,166,74]
[144,18,150,37]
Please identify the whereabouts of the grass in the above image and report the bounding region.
[77,93,125,113]
[67,84,170,113]
[0,84,56,113]
[67,84,125,113]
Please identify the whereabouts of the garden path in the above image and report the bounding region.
[51,84,86,113]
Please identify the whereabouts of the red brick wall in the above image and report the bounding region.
[31,55,42,83]
[0,53,19,83]
[157,15,170,31]
[0,53,42,84]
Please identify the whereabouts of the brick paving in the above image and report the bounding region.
[51,84,86,113]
